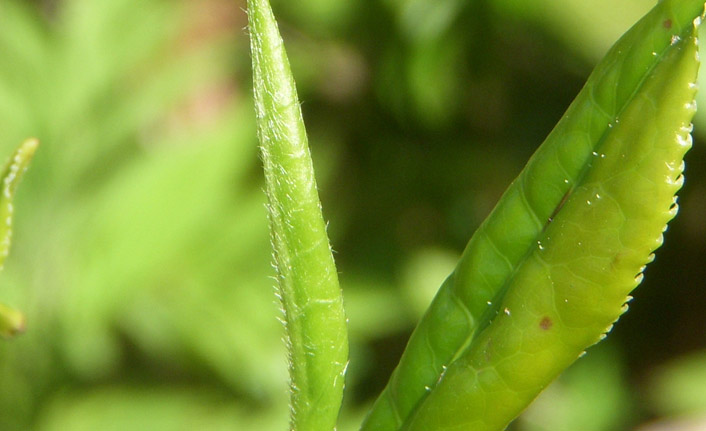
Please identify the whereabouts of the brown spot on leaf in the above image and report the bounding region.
[663,19,672,29]
[611,251,627,268]
[540,317,553,330]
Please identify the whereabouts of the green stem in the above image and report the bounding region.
[246,2,348,431]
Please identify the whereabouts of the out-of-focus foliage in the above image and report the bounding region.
[0,0,288,429]
[633,349,706,430]
[648,350,706,416]
[515,343,634,431]
[0,0,703,430]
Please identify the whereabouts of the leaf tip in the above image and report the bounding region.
[21,138,39,155]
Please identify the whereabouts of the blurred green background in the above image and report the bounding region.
[0,0,704,430]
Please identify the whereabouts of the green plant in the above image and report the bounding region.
[248,0,703,430]
[0,139,37,338]
[363,5,701,431]
[248,0,348,429]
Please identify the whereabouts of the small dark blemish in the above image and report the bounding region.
[663,19,672,29]
[540,317,553,330]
